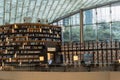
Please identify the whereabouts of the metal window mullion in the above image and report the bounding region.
[26,0,31,16]
[98,0,108,5]
[83,0,117,10]
[3,0,6,24]
[110,5,112,41]
[70,17,72,42]
[17,2,23,22]
[52,0,120,23]
[20,0,25,22]
[49,0,66,22]
[91,0,104,7]
[81,0,99,9]
[41,0,49,19]
[55,1,70,20]
[68,0,82,13]
[36,1,43,17]
[60,1,76,18]
[51,0,83,23]
[9,0,12,24]
[95,8,99,41]
[74,0,88,11]
[49,0,61,22]
[50,0,68,22]
[69,0,84,13]
[14,0,18,23]
[45,0,54,20]
[31,0,37,18]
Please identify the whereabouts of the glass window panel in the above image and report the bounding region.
[0,18,2,24]
[52,4,64,19]
[0,0,4,7]
[42,0,47,4]
[70,14,80,25]
[17,2,23,17]
[40,4,46,11]
[29,2,36,15]
[5,2,10,13]
[111,4,120,21]
[36,0,41,6]
[69,0,80,12]
[0,13,3,18]
[17,1,22,7]
[65,1,74,11]
[0,7,3,14]
[71,16,76,25]
[97,23,110,41]
[53,22,57,26]
[47,0,53,6]
[54,5,61,14]
[38,10,44,18]
[47,10,54,18]
[71,26,80,42]
[42,6,51,18]
[50,1,58,10]
[63,26,70,42]
[32,7,39,18]
[111,22,120,40]
[59,0,65,5]
[96,6,110,23]
[5,13,9,23]
[58,20,63,26]
[17,7,22,15]
[75,13,80,25]
[24,0,30,7]
[63,18,70,26]
[84,9,96,25]
[83,25,96,41]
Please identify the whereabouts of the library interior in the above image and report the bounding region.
[0,0,120,72]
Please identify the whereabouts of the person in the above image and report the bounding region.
[86,60,92,72]
[83,52,93,71]
[81,60,85,66]
[48,58,53,65]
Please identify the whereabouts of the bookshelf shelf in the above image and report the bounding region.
[0,23,62,67]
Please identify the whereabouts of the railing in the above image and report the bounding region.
[1,63,120,72]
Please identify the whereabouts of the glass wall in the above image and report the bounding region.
[53,2,120,42]
[53,13,80,42]
[84,24,96,41]
[84,2,120,41]
[111,22,120,40]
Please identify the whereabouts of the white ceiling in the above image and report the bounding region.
[0,0,119,25]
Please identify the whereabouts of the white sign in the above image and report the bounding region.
[47,47,56,51]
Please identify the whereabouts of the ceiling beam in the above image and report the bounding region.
[61,0,79,17]
[36,1,43,18]
[20,0,25,22]
[49,0,66,22]
[9,0,12,24]
[45,0,54,20]
[14,0,18,23]
[41,0,49,19]
[49,0,61,22]
[26,0,31,16]
[3,0,6,24]
[50,0,120,23]
[31,0,37,22]
[53,0,75,21]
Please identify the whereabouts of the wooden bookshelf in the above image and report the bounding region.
[0,23,62,68]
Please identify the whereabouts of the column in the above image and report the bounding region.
[80,9,84,43]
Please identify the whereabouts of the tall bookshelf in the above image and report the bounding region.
[0,23,62,70]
